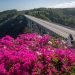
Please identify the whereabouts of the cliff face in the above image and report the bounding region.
[0,10,28,38]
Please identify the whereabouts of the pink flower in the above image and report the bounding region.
[0,64,7,75]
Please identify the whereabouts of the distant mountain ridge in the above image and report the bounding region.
[22,8,75,28]
[0,8,75,37]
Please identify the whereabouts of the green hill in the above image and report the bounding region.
[0,10,27,38]
[0,8,75,38]
[23,8,75,29]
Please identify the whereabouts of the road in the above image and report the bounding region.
[25,15,75,39]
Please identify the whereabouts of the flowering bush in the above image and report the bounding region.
[0,33,75,75]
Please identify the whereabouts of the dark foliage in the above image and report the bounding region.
[0,10,27,38]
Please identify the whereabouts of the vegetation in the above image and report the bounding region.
[0,9,75,75]
[0,8,75,38]
[0,10,27,38]
[24,8,75,29]
[0,33,75,75]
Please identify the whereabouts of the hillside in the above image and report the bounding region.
[0,10,28,38]
[0,8,75,38]
[23,8,75,29]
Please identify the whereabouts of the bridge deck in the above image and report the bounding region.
[25,15,75,39]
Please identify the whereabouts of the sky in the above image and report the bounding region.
[0,0,75,12]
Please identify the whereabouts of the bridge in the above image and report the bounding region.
[25,15,75,39]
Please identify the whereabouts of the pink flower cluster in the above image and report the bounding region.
[0,33,75,75]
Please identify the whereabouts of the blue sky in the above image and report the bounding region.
[0,0,75,11]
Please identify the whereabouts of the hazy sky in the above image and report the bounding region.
[0,0,75,11]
